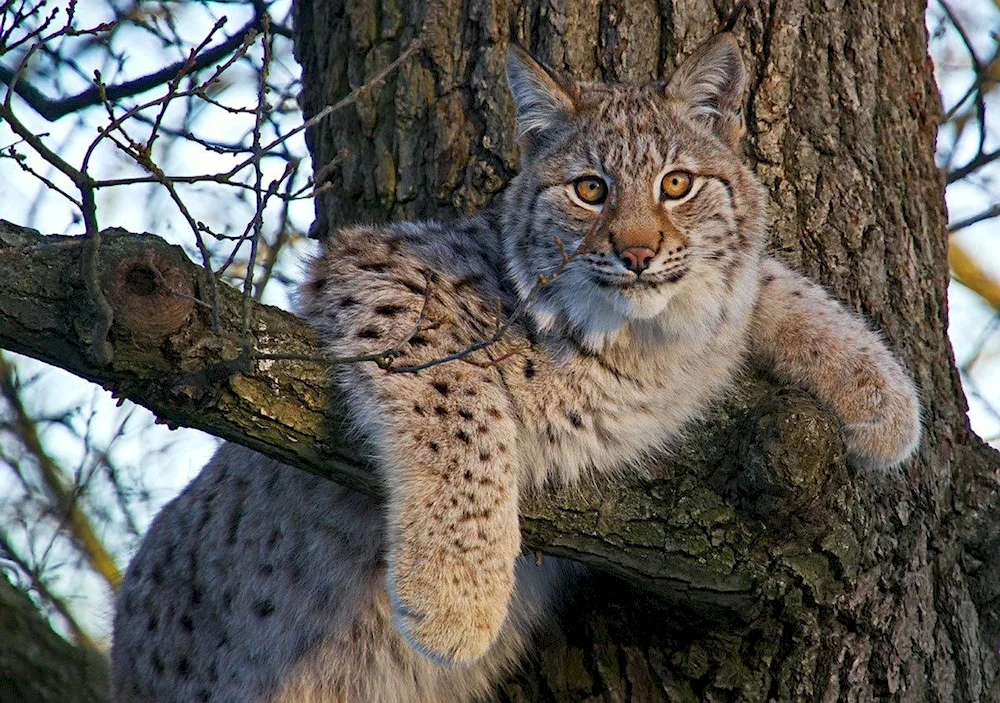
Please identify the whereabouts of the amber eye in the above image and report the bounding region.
[660,170,693,200]
[573,176,609,206]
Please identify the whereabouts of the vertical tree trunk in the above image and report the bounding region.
[293,0,999,698]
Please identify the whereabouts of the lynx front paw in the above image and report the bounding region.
[387,557,513,665]
[841,372,921,471]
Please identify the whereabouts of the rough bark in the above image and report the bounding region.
[289,0,1000,699]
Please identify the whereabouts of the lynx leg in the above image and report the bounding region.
[751,257,921,470]
[303,227,524,664]
[378,364,521,664]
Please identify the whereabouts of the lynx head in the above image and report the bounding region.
[502,34,767,351]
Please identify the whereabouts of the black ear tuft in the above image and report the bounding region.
[664,34,746,146]
[505,45,576,155]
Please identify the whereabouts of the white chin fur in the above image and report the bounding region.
[555,271,680,341]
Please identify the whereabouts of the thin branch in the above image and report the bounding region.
[0,13,267,121]
[948,203,1000,232]
[0,355,121,591]
[947,146,1000,184]
[0,530,97,650]
[243,17,271,331]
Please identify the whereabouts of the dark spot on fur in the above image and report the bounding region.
[454,274,485,291]
[197,688,212,702]
[223,588,235,610]
[762,274,775,284]
[397,278,426,295]
[487,407,503,419]
[433,381,450,395]
[358,261,391,273]
[568,411,583,428]
[464,387,477,396]
[524,359,537,379]
[147,614,159,632]
[458,409,474,420]
[309,277,326,293]
[180,614,194,632]
[376,304,405,317]
[260,563,275,576]
[464,469,474,480]
[358,326,381,339]
[340,296,357,308]
[266,528,281,550]
[386,234,404,253]
[177,656,191,678]
[434,405,448,417]
[152,653,165,675]
[664,268,687,284]
[413,403,425,415]
[792,290,803,298]
[254,599,276,618]
[479,450,492,462]
[410,334,431,347]
[264,470,279,493]
[429,441,440,452]
[456,429,471,444]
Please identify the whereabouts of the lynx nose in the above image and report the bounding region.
[619,247,656,274]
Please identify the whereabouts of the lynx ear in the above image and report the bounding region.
[505,45,576,154]
[664,34,745,146]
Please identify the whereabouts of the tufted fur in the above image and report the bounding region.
[111,34,920,701]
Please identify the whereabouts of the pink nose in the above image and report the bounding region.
[619,247,656,274]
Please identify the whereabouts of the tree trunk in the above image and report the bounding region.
[292,0,1000,699]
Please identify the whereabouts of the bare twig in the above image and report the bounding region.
[0,530,98,650]
[0,11,266,121]
[0,356,121,591]
[948,203,1000,232]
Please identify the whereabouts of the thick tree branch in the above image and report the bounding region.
[0,221,854,622]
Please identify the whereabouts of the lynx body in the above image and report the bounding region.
[112,35,920,702]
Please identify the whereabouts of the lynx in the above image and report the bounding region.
[111,34,920,702]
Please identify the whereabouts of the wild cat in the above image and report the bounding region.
[111,33,920,702]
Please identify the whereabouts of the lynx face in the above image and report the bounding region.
[502,37,766,347]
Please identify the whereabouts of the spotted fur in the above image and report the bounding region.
[112,34,920,701]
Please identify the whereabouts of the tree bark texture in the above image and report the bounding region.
[291,0,1000,699]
